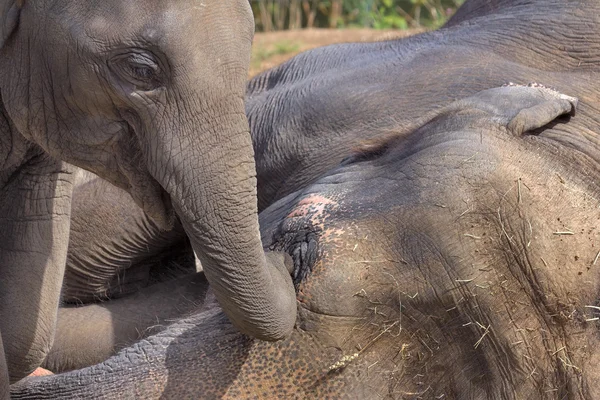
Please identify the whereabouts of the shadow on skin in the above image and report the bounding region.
[43,272,210,373]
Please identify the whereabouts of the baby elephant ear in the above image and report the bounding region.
[1,0,24,49]
[469,83,578,136]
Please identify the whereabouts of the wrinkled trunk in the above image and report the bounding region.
[147,95,296,341]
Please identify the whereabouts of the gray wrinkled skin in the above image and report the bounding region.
[0,0,297,389]
[14,83,600,399]
[51,0,600,379]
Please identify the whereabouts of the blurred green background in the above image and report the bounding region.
[250,0,465,31]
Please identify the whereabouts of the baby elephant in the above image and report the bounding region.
[0,0,295,392]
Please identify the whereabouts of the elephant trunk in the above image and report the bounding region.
[148,95,296,341]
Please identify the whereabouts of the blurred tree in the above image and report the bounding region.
[301,0,320,28]
[250,0,464,32]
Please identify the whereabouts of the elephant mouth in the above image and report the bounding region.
[111,124,177,231]
[112,152,176,231]
[128,175,176,231]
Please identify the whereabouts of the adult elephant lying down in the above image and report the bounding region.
[14,84,600,398]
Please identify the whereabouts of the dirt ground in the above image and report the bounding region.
[250,28,423,77]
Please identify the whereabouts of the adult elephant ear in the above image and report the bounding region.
[504,83,578,135]
[351,83,578,163]
[0,0,23,49]
[463,82,578,136]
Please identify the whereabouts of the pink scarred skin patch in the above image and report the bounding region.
[287,195,337,220]
[286,194,344,243]
[28,367,53,377]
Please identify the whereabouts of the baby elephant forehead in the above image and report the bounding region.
[49,0,207,52]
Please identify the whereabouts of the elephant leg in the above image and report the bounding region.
[0,156,75,382]
[44,272,213,372]
[64,174,191,304]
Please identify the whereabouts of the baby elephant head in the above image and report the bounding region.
[0,0,296,341]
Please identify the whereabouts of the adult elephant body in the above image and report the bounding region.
[247,1,599,209]
[0,0,296,389]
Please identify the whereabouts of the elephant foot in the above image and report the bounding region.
[27,368,53,378]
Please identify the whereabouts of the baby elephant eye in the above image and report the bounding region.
[110,50,163,91]
[126,53,159,80]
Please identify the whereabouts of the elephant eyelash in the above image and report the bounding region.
[109,50,164,91]
[129,65,155,80]
[126,53,160,73]
[124,60,159,83]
